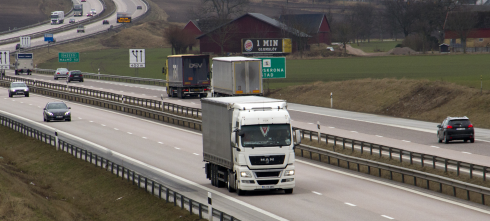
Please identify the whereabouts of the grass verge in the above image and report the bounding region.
[349,40,401,52]
[0,125,203,220]
[297,139,490,206]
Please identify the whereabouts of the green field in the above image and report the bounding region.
[267,53,490,90]
[38,48,172,79]
[38,49,490,91]
[350,40,401,52]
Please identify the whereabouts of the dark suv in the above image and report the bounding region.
[66,70,84,82]
[437,116,474,143]
[43,102,71,122]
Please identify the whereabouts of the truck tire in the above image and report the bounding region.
[177,90,183,99]
[284,189,293,194]
[227,173,236,192]
[8,92,12,97]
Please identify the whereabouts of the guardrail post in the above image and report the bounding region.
[433,156,436,169]
[482,194,485,205]
[342,138,345,149]
[409,152,413,164]
[470,164,473,179]
[379,146,382,158]
[484,167,487,181]
[369,144,372,155]
[388,148,392,160]
[189,199,193,214]
[208,192,213,221]
[457,162,460,176]
[421,154,424,167]
[360,142,363,154]
[351,140,354,152]
[445,159,448,173]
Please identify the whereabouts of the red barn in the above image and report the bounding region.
[182,20,203,37]
[279,14,331,45]
[197,13,311,55]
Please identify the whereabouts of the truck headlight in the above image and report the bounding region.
[240,171,252,178]
[284,169,295,176]
[10,89,15,92]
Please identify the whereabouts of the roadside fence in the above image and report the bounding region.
[0,114,239,221]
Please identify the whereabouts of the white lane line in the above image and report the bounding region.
[127,132,132,134]
[191,102,196,104]
[312,191,322,195]
[89,121,93,123]
[158,142,164,144]
[297,159,490,215]
[78,117,82,119]
[350,131,358,133]
[120,91,124,92]
[329,126,335,128]
[402,140,411,142]
[344,202,356,207]
[142,94,146,95]
[376,135,383,137]
[29,104,32,105]
[381,215,394,220]
[153,96,157,98]
[20,102,23,104]
[142,137,147,139]
[38,106,41,108]
[307,123,313,125]
[193,153,199,156]
[430,145,440,148]
[101,124,106,126]
[462,152,472,154]
[114,128,119,130]
[174,147,180,150]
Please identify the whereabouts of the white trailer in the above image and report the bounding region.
[51,11,65,24]
[202,96,301,195]
[14,53,33,75]
[212,57,263,96]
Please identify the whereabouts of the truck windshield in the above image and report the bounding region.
[51,15,59,19]
[241,124,291,147]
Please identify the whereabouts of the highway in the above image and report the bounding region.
[2,90,490,221]
[0,0,148,52]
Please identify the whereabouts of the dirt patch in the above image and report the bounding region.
[387,47,418,55]
[0,125,204,221]
[0,0,72,32]
[268,78,490,128]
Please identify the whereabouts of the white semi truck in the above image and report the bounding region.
[211,57,263,97]
[202,96,301,195]
[14,53,33,75]
[51,11,65,24]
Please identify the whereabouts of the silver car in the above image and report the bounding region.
[54,68,69,80]
[8,82,29,97]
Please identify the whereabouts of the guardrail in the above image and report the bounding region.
[0,114,240,221]
[35,69,166,86]
[0,0,103,46]
[2,76,197,118]
[3,76,489,206]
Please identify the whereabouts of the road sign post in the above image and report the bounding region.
[0,51,10,70]
[45,34,54,53]
[257,57,286,94]
[129,49,145,77]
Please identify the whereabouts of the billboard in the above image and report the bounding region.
[241,38,292,54]
[117,12,131,23]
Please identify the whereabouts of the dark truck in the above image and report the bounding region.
[163,55,210,99]
[74,4,83,16]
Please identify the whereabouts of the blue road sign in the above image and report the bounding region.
[44,33,54,42]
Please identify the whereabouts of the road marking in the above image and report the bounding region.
[127,132,132,134]
[344,202,356,207]
[158,142,164,144]
[381,215,394,220]
[191,102,196,104]
[174,147,180,150]
[142,137,147,139]
[101,124,106,126]
[120,91,124,92]
[376,135,383,137]
[329,126,335,128]
[307,123,313,125]
[402,140,411,142]
[312,191,322,195]
[29,104,32,105]
[142,94,145,95]
[38,106,41,108]
[193,153,199,156]
[89,121,93,123]
[350,131,358,133]
[114,128,119,130]
[297,159,490,216]
[430,146,440,148]
[20,102,23,103]
[462,152,472,154]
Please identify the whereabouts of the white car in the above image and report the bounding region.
[54,68,69,80]
[90,9,97,14]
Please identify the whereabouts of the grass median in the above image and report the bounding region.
[0,125,203,220]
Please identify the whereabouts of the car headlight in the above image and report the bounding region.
[10,89,15,92]
[240,171,252,178]
[284,169,295,176]
[64,111,71,115]
[47,112,54,116]
[25,88,29,91]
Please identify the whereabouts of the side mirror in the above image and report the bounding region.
[68,107,71,109]
[294,130,302,145]
[437,125,441,128]
[231,132,237,147]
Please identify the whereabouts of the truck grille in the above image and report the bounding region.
[249,155,285,165]
[255,171,281,178]
[257,180,279,185]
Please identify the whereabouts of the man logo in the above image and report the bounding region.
[189,63,203,68]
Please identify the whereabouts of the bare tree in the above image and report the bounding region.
[332,19,353,55]
[163,25,196,55]
[382,0,419,37]
[197,0,250,20]
[445,7,478,53]
[206,23,239,55]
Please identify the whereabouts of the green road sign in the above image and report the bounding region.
[58,52,79,62]
[257,57,286,79]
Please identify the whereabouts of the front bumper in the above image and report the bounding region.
[10,90,28,95]
[237,166,295,191]
[46,114,70,121]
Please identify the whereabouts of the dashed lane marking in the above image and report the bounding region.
[381,215,394,220]
[312,191,322,195]
[344,203,356,207]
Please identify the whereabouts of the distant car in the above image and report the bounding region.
[86,12,93,17]
[77,25,85,33]
[54,68,69,80]
[437,116,475,143]
[43,102,71,122]
[81,0,86,2]
[90,9,97,14]
[66,70,83,83]
[102,20,109,25]
[15,44,23,50]
[8,82,29,97]
[137,5,142,10]
[326,47,335,52]
[69,18,75,23]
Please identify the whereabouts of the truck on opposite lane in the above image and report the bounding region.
[202,96,301,195]
[51,11,65,24]
[74,4,83,16]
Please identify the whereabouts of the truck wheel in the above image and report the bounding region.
[8,92,12,98]
[227,175,236,192]
[202,93,208,98]
[284,189,293,194]
[237,188,246,196]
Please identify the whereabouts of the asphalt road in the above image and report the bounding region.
[2,91,490,221]
[7,72,490,164]
[0,0,148,52]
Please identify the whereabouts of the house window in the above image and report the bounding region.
[451,39,456,44]
[479,38,484,42]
